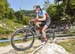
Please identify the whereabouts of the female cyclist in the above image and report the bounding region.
[33,5,51,43]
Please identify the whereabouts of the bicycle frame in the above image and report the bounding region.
[28,20,50,35]
[28,20,37,34]
[27,20,55,39]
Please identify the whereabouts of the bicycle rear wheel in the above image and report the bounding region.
[46,29,55,42]
[10,28,34,51]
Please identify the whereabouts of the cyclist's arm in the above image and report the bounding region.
[38,14,46,21]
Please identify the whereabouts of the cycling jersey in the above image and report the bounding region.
[37,10,51,27]
[37,10,49,18]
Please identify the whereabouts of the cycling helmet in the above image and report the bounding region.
[33,4,41,10]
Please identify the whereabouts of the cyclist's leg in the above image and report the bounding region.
[41,25,48,42]
[35,22,41,35]
[35,22,41,28]
[41,19,50,42]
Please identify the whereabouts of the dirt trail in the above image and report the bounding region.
[0,37,74,54]
[0,40,41,54]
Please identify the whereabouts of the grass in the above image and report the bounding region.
[58,39,75,54]
[0,36,34,46]
[3,19,24,30]
[0,19,25,39]
[0,42,10,46]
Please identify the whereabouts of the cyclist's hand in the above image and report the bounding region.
[34,18,38,23]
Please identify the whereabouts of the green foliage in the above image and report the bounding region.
[0,42,10,46]
[0,27,11,34]
[0,0,9,19]
[58,39,75,54]
[46,0,75,24]
[0,0,75,36]
[3,19,23,30]
[14,10,33,25]
[22,16,31,25]
[47,4,61,22]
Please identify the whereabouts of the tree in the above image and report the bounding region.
[43,0,50,10]
[0,0,9,19]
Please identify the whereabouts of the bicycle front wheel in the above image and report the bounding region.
[10,28,34,51]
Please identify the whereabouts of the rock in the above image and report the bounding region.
[35,43,68,54]
[5,49,17,54]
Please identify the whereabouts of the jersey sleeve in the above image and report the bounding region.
[42,10,47,15]
[43,10,49,18]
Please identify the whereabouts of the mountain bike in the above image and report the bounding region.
[10,19,55,51]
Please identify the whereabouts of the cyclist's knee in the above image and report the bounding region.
[35,22,41,27]
[42,28,45,33]
[42,25,47,33]
[36,22,39,26]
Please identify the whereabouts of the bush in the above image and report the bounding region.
[58,39,75,54]
[0,27,12,34]
[22,16,31,25]
[0,19,23,34]
[3,19,23,30]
